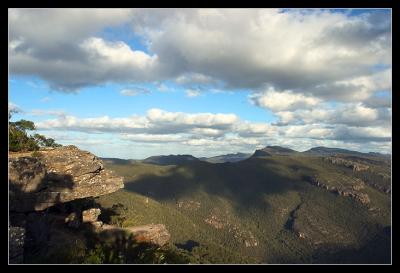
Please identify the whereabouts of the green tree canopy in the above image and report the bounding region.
[9,114,62,152]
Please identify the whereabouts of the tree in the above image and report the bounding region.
[9,117,39,152]
[9,113,62,152]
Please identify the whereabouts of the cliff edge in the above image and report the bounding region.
[9,145,124,212]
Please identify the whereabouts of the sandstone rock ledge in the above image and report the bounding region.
[9,145,124,212]
[100,224,171,247]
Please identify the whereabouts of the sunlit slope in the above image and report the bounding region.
[98,153,390,263]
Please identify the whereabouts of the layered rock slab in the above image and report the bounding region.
[9,146,124,212]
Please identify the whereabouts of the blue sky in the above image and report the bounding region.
[9,8,391,158]
[9,76,276,122]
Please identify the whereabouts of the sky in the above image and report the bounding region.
[8,8,392,159]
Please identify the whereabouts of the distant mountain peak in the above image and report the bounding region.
[305,146,363,156]
[142,154,200,165]
[252,145,297,157]
[303,146,390,158]
[200,152,252,163]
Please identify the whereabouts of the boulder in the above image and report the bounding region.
[91,221,104,231]
[82,208,101,223]
[9,146,124,212]
[65,212,80,229]
[101,224,171,247]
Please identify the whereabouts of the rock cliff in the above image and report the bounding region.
[9,146,174,263]
[9,145,124,212]
[324,156,370,172]
[305,175,370,205]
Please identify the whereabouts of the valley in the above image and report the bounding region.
[96,146,391,263]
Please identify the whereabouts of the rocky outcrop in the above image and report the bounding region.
[324,156,369,172]
[82,208,102,223]
[100,224,171,247]
[82,208,103,230]
[65,212,80,229]
[9,146,124,212]
[305,175,370,205]
[9,146,174,263]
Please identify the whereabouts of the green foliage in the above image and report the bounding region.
[33,133,62,148]
[97,153,391,264]
[31,151,43,158]
[9,123,39,152]
[83,244,106,264]
[80,241,192,264]
[14,119,36,131]
[9,114,62,152]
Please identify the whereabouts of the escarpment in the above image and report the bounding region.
[9,145,124,212]
[9,146,170,263]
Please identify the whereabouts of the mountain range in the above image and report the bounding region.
[103,146,390,165]
[96,145,391,263]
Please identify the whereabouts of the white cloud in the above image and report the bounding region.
[9,8,391,98]
[81,37,157,69]
[190,128,224,137]
[176,73,217,86]
[8,9,391,156]
[31,106,392,157]
[9,102,22,113]
[121,133,184,143]
[36,108,241,136]
[279,124,391,143]
[185,89,201,98]
[29,109,66,117]
[234,121,276,138]
[157,83,172,92]
[273,102,391,127]
[120,87,150,96]
[250,88,321,111]
[145,108,238,129]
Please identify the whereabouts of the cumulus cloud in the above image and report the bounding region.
[32,106,391,156]
[121,133,184,143]
[9,9,161,91]
[330,125,391,142]
[185,89,201,97]
[9,9,391,155]
[362,92,391,108]
[280,124,391,143]
[120,87,150,96]
[36,108,240,134]
[157,83,172,92]
[250,88,321,111]
[305,68,392,102]
[9,8,391,98]
[234,122,276,138]
[176,73,217,86]
[273,102,391,127]
[35,108,277,146]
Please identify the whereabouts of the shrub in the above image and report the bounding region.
[31,151,43,158]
